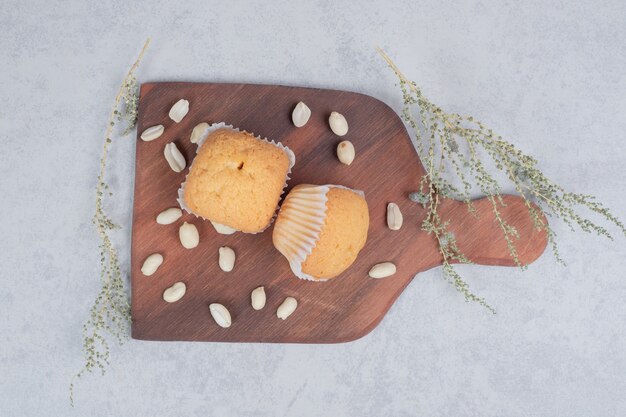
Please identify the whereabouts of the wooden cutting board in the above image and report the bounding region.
[131,82,547,343]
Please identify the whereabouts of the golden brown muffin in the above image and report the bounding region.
[182,128,294,233]
[273,184,369,280]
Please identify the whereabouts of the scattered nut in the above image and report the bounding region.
[277,297,298,320]
[336,140,355,165]
[251,286,266,310]
[156,207,183,225]
[140,253,163,276]
[179,222,199,249]
[209,303,232,328]
[329,112,348,136]
[163,282,186,303]
[140,125,164,142]
[386,203,403,231]
[164,142,186,173]
[211,221,237,235]
[218,246,235,272]
[190,122,210,144]
[292,101,311,127]
[368,262,397,279]
[169,99,189,123]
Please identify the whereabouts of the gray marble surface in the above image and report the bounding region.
[2,0,626,416]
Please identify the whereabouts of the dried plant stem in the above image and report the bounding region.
[70,38,150,407]
[377,46,625,312]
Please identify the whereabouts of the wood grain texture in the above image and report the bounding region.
[131,82,547,343]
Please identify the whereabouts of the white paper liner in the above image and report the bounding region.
[177,122,296,234]
[210,221,237,235]
[273,184,365,281]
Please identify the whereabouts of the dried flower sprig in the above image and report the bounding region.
[118,76,140,136]
[70,38,150,406]
[377,47,626,312]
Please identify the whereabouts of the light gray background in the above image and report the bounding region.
[1,0,625,416]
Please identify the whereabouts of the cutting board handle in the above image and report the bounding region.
[437,194,548,267]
